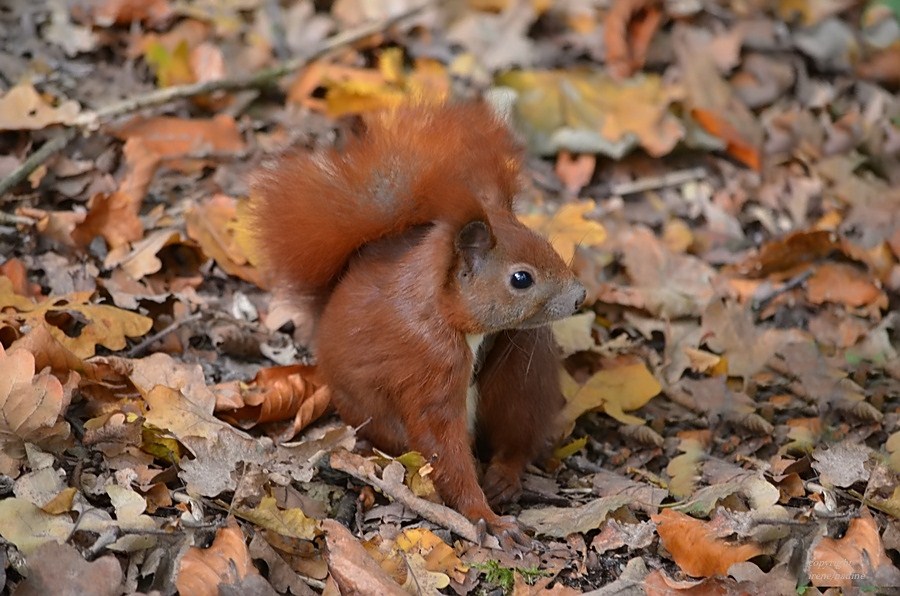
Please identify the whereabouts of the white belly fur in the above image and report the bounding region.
[465,333,485,434]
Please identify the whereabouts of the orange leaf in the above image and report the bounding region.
[691,108,760,171]
[652,509,763,577]
[176,518,256,596]
[216,365,331,436]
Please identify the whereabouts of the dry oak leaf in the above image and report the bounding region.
[113,114,244,173]
[14,541,123,596]
[0,83,80,131]
[499,69,684,158]
[653,509,763,577]
[806,262,887,311]
[0,344,76,462]
[234,496,318,541]
[323,518,406,596]
[518,494,633,538]
[555,151,596,195]
[176,517,258,596]
[215,364,331,438]
[185,194,264,287]
[600,226,717,318]
[551,312,596,357]
[0,284,153,359]
[673,25,762,170]
[808,507,900,588]
[559,359,661,434]
[519,200,607,264]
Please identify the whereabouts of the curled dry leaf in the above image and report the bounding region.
[185,194,264,287]
[215,364,331,438]
[808,507,900,588]
[652,509,763,577]
[176,518,258,596]
[603,0,664,80]
[0,344,76,463]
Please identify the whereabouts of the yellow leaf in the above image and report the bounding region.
[235,496,318,540]
[559,362,661,434]
[553,436,587,459]
[519,200,606,263]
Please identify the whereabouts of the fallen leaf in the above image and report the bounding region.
[14,541,122,596]
[0,497,75,556]
[519,495,633,538]
[0,344,75,462]
[808,507,900,588]
[551,312,596,357]
[185,194,264,286]
[653,509,763,577]
[500,70,684,157]
[234,496,318,541]
[519,200,607,263]
[323,518,406,595]
[176,517,258,596]
[559,360,661,432]
[0,83,80,131]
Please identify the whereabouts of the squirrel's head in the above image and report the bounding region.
[449,213,586,334]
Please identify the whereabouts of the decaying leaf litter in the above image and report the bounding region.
[1,0,900,593]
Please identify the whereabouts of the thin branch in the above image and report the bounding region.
[127,312,203,358]
[74,2,431,129]
[0,128,77,198]
[0,1,432,200]
[607,166,708,196]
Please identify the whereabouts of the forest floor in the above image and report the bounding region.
[1,0,900,594]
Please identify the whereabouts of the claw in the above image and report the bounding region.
[482,515,534,555]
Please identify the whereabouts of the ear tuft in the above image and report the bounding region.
[455,221,493,272]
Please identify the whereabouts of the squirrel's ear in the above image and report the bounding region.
[455,221,493,272]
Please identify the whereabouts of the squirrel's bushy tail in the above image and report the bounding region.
[249,101,522,296]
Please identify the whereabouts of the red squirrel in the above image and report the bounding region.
[250,102,585,548]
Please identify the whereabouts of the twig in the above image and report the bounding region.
[0,211,38,226]
[330,449,485,545]
[751,268,813,311]
[0,128,77,198]
[0,2,432,200]
[73,2,431,129]
[605,166,708,196]
[127,312,203,358]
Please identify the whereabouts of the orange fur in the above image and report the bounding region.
[250,102,585,549]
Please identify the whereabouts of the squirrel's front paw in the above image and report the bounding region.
[476,515,533,554]
[483,461,523,507]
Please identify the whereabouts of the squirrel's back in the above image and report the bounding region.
[250,102,522,295]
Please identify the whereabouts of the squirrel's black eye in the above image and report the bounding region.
[510,270,534,289]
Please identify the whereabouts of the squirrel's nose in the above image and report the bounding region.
[574,284,587,310]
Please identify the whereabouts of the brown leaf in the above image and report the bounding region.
[176,518,258,596]
[603,0,663,79]
[0,344,75,462]
[114,114,244,172]
[554,151,596,194]
[216,365,330,434]
[15,541,123,596]
[0,83,80,131]
[323,518,406,596]
[653,509,763,577]
[808,507,900,588]
[185,194,264,286]
[806,262,887,310]
[673,25,762,170]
